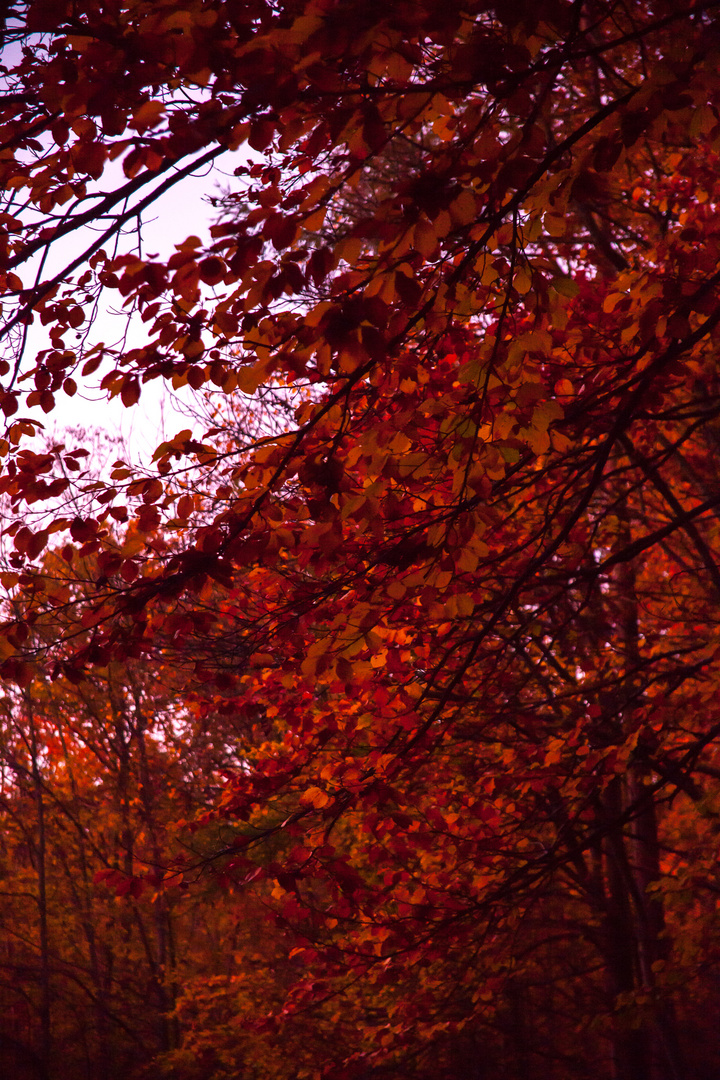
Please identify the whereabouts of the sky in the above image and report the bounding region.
[0,33,257,472]
[22,152,239,462]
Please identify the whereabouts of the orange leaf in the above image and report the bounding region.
[132,100,166,133]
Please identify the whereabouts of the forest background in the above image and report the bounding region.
[1,1,720,1079]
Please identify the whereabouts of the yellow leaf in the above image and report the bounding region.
[300,786,331,809]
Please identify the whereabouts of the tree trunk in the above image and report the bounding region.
[27,697,51,1076]
[600,524,683,1080]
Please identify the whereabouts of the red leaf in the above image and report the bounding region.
[199,256,227,285]
[248,118,275,152]
[0,392,18,417]
[120,378,140,407]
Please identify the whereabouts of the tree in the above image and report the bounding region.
[3,0,720,1077]
[0,545,288,1080]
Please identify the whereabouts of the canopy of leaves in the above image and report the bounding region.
[2,0,720,1078]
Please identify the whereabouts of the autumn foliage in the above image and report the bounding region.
[2,0,720,1077]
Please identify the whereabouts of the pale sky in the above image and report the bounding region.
[22,149,245,462]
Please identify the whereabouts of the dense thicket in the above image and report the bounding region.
[2,1,720,1077]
